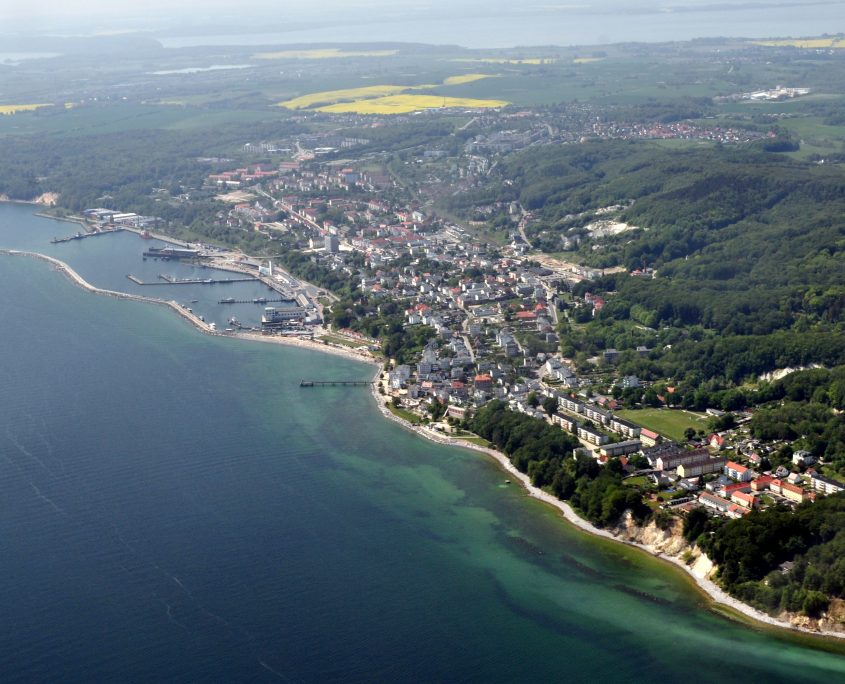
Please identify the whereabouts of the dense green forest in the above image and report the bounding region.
[468,401,650,527]
[486,141,845,335]
[685,494,845,617]
[447,141,845,383]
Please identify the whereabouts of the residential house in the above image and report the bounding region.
[770,479,808,504]
[677,455,728,478]
[725,461,753,482]
[809,473,845,496]
[639,428,661,448]
[608,417,641,440]
[578,425,609,446]
[599,440,642,458]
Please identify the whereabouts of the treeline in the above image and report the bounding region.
[468,401,650,527]
[685,494,845,617]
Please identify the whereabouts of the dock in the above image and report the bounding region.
[51,228,123,244]
[299,380,373,387]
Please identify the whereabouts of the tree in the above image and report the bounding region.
[683,427,697,442]
[542,396,559,417]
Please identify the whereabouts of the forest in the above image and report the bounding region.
[468,401,651,527]
[444,140,845,384]
[686,493,845,617]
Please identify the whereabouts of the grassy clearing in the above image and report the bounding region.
[453,435,492,448]
[0,103,52,115]
[386,404,422,425]
[254,49,398,59]
[616,408,710,442]
[318,334,371,349]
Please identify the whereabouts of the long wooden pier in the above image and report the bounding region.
[299,380,373,387]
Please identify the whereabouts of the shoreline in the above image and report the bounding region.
[0,249,381,368]
[5,248,844,645]
[366,378,845,644]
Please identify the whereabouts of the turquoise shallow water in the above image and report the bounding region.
[1,206,845,682]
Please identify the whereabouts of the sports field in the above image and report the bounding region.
[615,408,710,442]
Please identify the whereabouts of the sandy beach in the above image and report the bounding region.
[5,247,843,643]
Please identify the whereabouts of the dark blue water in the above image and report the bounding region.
[2,206,845,682]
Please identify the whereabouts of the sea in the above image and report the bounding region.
[157,4,845,50]
[1,202,845,682]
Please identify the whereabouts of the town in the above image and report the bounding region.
[85,106,837,528]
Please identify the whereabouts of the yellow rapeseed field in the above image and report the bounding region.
[277,74,509,114]
[279,85,411,110]
[254,49,398,60]
[754,37,845,48]
[442,73,494,85]
[573,57,605,64]
[315,94,509,115]
[0,103,52,115]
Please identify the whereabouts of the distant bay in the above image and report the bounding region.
[158,5,845,49]
[2,204,845,682]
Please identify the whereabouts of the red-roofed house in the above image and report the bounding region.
[709,433,727,450]
[725,461,752,482]
[731,491,757,509]
[474,375,493,390]
[751,475,774,492]
[640,428,661,447]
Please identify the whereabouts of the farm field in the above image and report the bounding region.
[0,103,52,115]
[616,408,710,443]
[316,94,509,114]
[278,75,509,113]
[754,37,845,48]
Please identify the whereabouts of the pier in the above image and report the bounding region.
[299,380,374,387]
[51,228,123,244]
[125,274,258,286]
[218,297,295,305]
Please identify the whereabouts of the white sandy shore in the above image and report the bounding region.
[5,248,843,642]
[367,378,845,641]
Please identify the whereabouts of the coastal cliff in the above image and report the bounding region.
[612,511,845,636]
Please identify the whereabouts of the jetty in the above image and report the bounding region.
[51,228,123,244]
[125,274,258,286]
[218,297,295,305]
[299,380,374,387]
